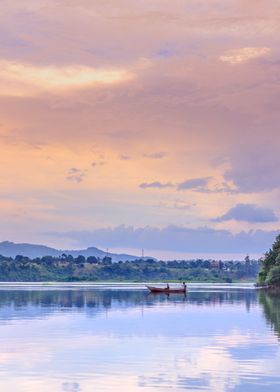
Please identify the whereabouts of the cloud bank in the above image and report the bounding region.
[46,225,279,255]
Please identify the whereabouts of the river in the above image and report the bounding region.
[0,283,279,391]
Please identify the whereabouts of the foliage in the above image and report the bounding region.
[265,266,280,286]
[258,234,280,286]
[0,254,261,282]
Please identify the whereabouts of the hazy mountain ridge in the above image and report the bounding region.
[0,241,147,262]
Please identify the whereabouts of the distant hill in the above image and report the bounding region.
[0,241,150,262]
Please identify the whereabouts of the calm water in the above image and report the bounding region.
[0,283,279,392]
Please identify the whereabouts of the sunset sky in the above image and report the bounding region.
[1,0,279,258]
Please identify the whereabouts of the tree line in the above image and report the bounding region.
[0,253,260,282]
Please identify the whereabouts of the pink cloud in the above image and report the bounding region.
[0,0,279,247]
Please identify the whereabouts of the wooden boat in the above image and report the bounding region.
[146,285,187,294]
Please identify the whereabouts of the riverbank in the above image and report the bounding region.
[0,256,260,283]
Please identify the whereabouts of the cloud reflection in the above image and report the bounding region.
[0,288,279,391]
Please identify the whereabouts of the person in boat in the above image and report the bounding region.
[166,283,170,290]
[183,282,187,291]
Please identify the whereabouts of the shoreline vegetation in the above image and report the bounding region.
[257,234,280,290]
[0,253,260,283]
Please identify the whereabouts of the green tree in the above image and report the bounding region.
[102,256,112,265]
[266,266,280,286]
[75,255,86,264]
[87,256,98,264]
[258,234,280,286]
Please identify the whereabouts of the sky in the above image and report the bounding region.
[0,0,280,258]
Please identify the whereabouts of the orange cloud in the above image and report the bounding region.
[0,61,132,96]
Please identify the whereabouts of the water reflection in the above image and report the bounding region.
[0,288,258,321]
[259,290,280,339]
[0,287,279,392]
